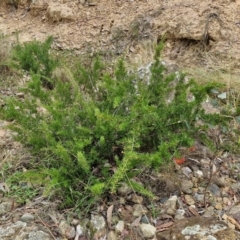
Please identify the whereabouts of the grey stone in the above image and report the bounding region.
[159,196,168,204]
[194,193,204,202]
[182,167,192,178]
[213,177,226,188]
[0,202,12,215]
[157,217,236,240]
[20,213,35,223]
[181,180,193,194]
[140,223,156,238]
[59,220,76,239]
[27,231,51,240]
[162,195,178,215]
[228,205,240,216]
[141,215,150,224]
[133,204,148,217]
[175,209,185,220]
[231,182,240,193]
[203,206,215,217]
[208,183,221,196]
[181,224,201,235]
[0,221,27,239]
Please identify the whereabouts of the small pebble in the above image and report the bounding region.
[20,213,35,223]
[181,180,193,194]
[185,195,195,205]
[132,194,143,204]
[175,209,185,220]
[223,197,230,205]
[107,231,117,240]
[141,215,150,224]
[193,193,204,202]
[140,223,156,238]
[115,221,124,233]
[208,183,220,196]
[213,177,226,188]
[203,206,215,217]
[133,204,148,217]
[215,203,222,210]
[195,170,203,179]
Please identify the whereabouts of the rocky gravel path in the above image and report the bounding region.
[1,116,240,239]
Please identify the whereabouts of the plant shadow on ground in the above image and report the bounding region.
[0,36,240,216]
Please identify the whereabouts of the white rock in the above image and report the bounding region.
[181,224,200,235]
[115,221,124,233]
[175,209,185,220]
[28,231,51,240]
[195,170,203,179]
[163,195,178,215]
[59,220,76,239]
[140,223,156,238]
[74,224,84,240]
[90,214,106,231]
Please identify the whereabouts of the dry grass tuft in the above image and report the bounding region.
[0,35,12,75]
[184,67,240,91]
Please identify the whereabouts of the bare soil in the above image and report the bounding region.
[1,0,240,81]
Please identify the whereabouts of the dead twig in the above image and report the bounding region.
[187,157,200,164]
[33,210,58,240]
[203,158,213,208]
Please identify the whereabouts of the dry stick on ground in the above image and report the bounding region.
[33,210,58,240]
[203,156,221,209]
[202,124,224,208]
[203,159,214,209]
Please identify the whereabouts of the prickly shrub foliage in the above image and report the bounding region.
[12,36,58,88]
[1,41,224,209]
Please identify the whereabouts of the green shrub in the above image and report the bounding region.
[1,40,225,210]
[11,36,58,88]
